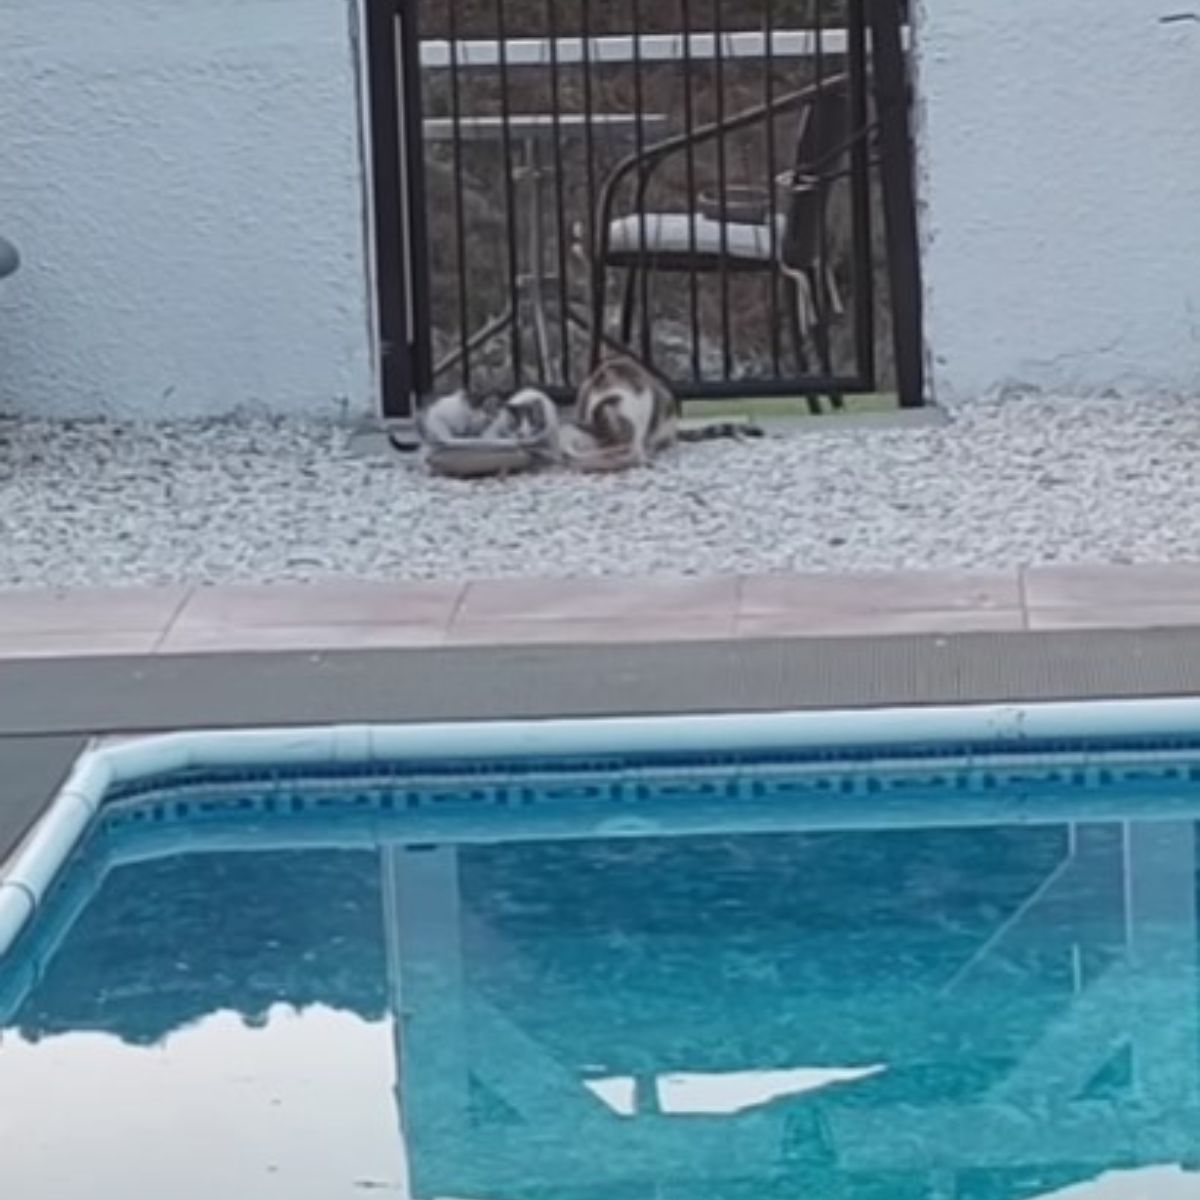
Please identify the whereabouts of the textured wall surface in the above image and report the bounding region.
[915,1,1200,403]
[6,1,1196,416]
[0,0,374,418]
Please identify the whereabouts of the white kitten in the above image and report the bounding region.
[416,390,507,445]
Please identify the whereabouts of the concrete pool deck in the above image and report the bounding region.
[0,562,1199,657]
[5,561,1200,864]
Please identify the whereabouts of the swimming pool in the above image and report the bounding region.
[5,702,1200,1198]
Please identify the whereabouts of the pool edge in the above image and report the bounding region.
[5,694,1200,958]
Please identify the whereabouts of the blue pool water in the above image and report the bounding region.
[3,755,1200,1199]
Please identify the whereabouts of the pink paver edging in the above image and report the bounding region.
[0,564,1198,660]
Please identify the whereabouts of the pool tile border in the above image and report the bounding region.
[1,563,1200,659]
[10,695,1200,961]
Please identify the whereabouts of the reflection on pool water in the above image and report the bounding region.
[3,783,1200,1199]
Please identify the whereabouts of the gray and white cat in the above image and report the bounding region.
[559,356,762,472]
[571,356,679,469]
[500,365,664,473]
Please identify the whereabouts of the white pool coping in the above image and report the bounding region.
[4,695,1200,960]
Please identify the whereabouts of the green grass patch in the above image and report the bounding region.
[681,393,898,420]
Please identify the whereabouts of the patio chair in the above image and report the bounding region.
[590,74,863,413]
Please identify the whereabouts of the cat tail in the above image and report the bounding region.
[677,421,766,443]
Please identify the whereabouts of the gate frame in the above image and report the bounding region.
[869,0,925,409]
[366,0,924,419]
[367,0,429,420]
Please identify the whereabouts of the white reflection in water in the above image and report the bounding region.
[1037,1166,1200,1199]
[0,1005,406,1200]
[584,1064,886,1117]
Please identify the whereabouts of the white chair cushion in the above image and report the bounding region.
[607,213,787,261]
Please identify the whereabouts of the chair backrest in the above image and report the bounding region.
[780,75,853,271]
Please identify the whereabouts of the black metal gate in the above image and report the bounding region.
[368,0,921,417]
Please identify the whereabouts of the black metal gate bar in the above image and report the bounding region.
[446,0,471,387]
[813,0,833,391]
[869,0,924,409]
[847,0,876,390]
[397,0,433,405]
[763,0,783,380]
[494,0,524,393]
[366,0,411,418]
[680,0,703,384]
[580,0,599,350]
[546,0,571,386]
[632,0,653,367]
[713,0,733,382]
[374,0,922,413]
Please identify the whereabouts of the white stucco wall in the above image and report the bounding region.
[8,1,1198,416]
[915,1,1200,403]
[0,0,375,418]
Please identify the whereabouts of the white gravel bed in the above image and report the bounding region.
[2,394,1200,589]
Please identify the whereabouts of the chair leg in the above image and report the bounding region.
[620,268,638,347]
[638,272,655,368]
[784,276,810,373]
[785,276,820,415]
[589,261,609,371]
[807,268,843,412]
